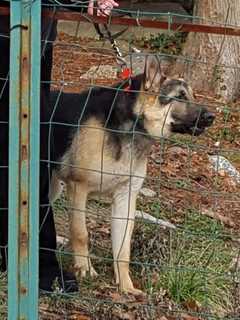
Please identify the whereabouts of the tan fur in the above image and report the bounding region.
[59,117,146,193]
[134,86,173,138]
[52,117,147,295]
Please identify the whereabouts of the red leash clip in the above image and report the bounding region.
[119,68,132,92]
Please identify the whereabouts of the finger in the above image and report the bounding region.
[87,0,94,15]
[97,8,108,17]
[98,0,119,11]
[102,0,119,7]
[109,0,119,7]
[98,5,112,16]
[98,1,116,16]
[94,0,119,16]
[106,0,119,8]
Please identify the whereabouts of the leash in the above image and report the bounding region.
[93,23,133,90]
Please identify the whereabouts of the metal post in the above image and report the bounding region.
[8,0,41,319]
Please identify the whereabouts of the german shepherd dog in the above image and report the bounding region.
[48,55,214,295]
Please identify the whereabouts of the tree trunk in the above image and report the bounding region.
[173,0,240,102]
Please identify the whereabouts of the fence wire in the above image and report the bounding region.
[1,1,240,319]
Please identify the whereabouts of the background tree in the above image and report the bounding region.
[173,0,240,102]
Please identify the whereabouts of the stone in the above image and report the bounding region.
[209,155,240,184]
[80,64,118,79]
[139,187,157,197]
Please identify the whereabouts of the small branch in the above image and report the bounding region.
[56,211,176,247]
[135,210,176,229]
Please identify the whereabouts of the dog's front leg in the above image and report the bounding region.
[67,181,97,278]
[111,185,143,295]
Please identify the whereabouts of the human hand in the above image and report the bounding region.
[88,0,119,16]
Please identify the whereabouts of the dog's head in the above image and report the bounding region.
[134,55,215,138]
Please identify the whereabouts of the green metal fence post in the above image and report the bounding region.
[8,0,41,319]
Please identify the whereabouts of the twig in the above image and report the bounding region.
[135,210,176,229]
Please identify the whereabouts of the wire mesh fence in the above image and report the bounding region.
[0,0,240,319]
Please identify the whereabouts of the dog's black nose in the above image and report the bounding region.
[202,111,215,125]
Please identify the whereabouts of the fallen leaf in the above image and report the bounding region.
[201,208,235,227]
[109,291,122,302]
[183,299,200,312]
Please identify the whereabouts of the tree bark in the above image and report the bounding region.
[173,0,240,102]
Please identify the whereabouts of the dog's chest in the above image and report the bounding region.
[97,145,143,189]
[87,142,145,193]
[62,140,146,194]
[59,118,147,194]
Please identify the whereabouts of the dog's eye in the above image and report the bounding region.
[175,90,186,100]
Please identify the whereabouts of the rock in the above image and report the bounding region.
[139,187,156,197]
[80,65,118,80]
[209,155,240,184]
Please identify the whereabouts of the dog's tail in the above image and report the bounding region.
[49,170,64,204]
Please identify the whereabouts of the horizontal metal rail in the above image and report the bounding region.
[1,6,240,36]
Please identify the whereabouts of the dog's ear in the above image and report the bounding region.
[144,55,166,92]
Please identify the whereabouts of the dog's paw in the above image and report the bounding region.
[118,277,145,297]
[74,259,98,278]
[120,285,145,297]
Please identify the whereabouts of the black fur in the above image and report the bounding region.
[47,75,149,164]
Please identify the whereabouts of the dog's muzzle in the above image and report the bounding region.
[198,111,215,127]
[171,109,215,136]
[192,110,215,135]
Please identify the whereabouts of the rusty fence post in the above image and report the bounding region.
[8,0,41,319]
